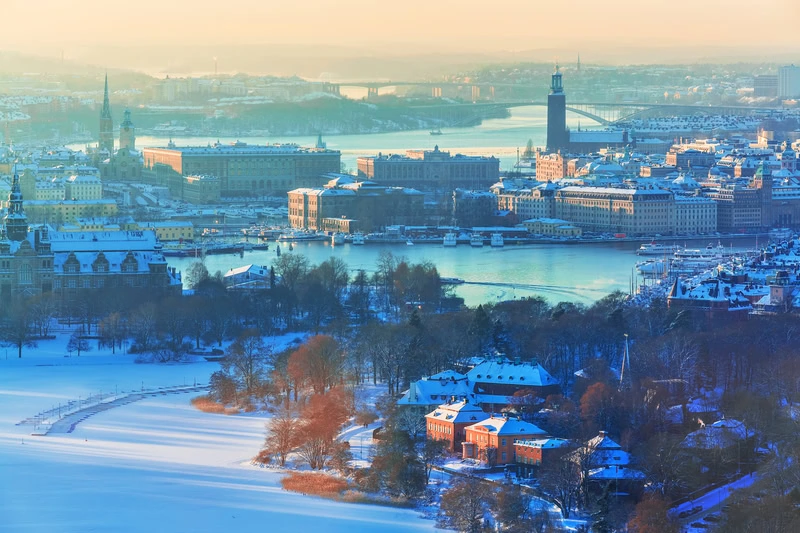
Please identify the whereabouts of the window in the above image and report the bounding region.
[18,264,32,284]
[501,439,506,446]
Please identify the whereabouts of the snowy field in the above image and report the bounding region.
[0,337,435,532]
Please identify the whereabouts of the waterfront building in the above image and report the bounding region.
[674,196,717,235]
[520,217,582,237]
[138,221,194,242]
[546,66,568,152]
[452,189,496,228]
[356,145,499,192]
[554,186,675,236]
[778,65,800,99]
[493,182,558,221]
[143,141,340,197]
[287,174,424,233]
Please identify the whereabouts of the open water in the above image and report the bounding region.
[168,240,648,307]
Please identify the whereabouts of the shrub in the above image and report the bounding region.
[280,472,349,497]
[191,395,226,414]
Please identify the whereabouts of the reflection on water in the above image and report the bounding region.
[170,240,644,307]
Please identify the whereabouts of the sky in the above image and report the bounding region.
[5,0,800,53]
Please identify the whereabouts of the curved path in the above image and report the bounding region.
[43,385,209,435]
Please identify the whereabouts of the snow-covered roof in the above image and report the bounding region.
[467,360,559,388]
[48,229,158,252]
[425,401,487,425]
[681,418,750,449]
[515,438,573,449]
[465,416,547,437]
[224,264,269,279]
[427,370,467,382]
[397,379,471,407]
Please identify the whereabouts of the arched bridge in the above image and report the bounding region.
[409,101,784,127]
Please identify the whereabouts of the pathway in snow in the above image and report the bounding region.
[38,384,209,435]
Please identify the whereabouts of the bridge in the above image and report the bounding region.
[409,100,785,127]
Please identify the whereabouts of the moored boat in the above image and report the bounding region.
[490,233,504,248]
[352,232,366,245]
[637,242,682,256]
[470,234,484,247]
[443,232,457,247]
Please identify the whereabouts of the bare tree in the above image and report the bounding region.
[263,405,299,467]
[0,298,36,358]
[539,456,582,519]
[222,329,270,394]
[420,438,448,483]
[438,474,494,533]
[99,312,126,354]
[67,331,91,357]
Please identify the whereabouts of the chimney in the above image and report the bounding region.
[598,430,606,438]
[408,381,416,402]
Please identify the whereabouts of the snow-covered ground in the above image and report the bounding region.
[0,334,435,532]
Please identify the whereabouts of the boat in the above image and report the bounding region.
[674,243,732,261]
[252,243,270,251]
[276,230,326,242]
[430,128,443,136]
[490,233,504,248]
[406,239,414,246]
[443,232,457,247]
[636,259,668,278]
[331,233,346,245]
[470,234,484,248]
[440,277,465,285]
[637,242,682,256]
[352,232,366,245]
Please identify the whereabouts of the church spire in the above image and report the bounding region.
[101,73,111,119]
[4,172,29,241]
[99,74,114,152]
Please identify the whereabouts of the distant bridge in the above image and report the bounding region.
[408,101,786,127]
[316,80,787,126]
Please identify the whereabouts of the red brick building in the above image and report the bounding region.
[514,438,575,478]
[462,415,547,466]
[425,400,487,453]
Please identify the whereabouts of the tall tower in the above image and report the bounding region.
[99,74,114,153]
[753,160,773,228]
[546,65,569,153]
[119,107,135,151]
[4,173,29,241]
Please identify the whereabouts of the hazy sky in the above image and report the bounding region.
[6,0,800,53]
